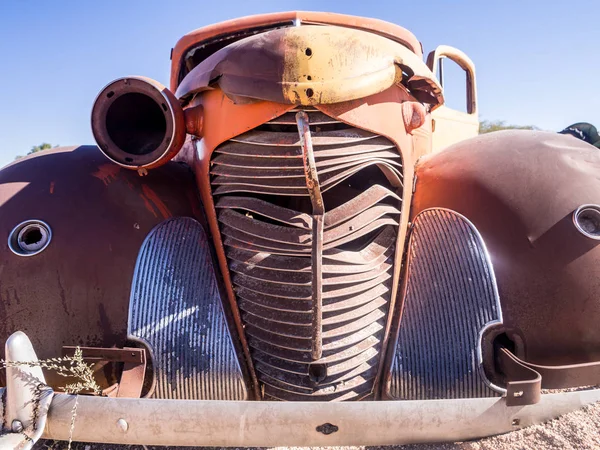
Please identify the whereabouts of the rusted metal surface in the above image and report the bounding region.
[317,85,418,398]
[297,111,324,215]
[410,130,600,389]
[183,104,204,137]
[209,108,403,400]
[401,101,427,134]
[62,346,145,364]
[8,11,600,447]
[170,11,424,92]
[186,83,418,401]
[175,26,442,107]
[498,347,542,406]
[190,90,296,400]
[210,122,402,197]
[268,111,339,125]
[0,146,208,391]
[92,77,186,170]
[61,346,147,398]
[297,111,324,360]
[498,344,600,406]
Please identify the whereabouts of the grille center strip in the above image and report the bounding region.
[297,111,324,360]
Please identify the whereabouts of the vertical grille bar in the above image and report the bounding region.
[311,215,324,360]
[297,111,324,360]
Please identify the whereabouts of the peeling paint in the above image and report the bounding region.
[92,163,121,186]
[142,185,172,220]
[139,193,158,218]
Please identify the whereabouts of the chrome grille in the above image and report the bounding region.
[211,109,403,401]
[129,218,248,400]
[388,209,502,399]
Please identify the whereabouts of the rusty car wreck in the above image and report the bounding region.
[2,10,600,448]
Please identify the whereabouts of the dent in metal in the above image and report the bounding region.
[175,26,442,107]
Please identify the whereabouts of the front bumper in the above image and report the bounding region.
[40,389,600,446]
[3,333,600,447]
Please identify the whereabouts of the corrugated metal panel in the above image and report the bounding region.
[389,208,502,399]
[129,217,247,400]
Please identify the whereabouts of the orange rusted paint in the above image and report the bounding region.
[9,8,599,419]
[76,11,502,406]
[188,88,295,399]
[191,89,295,152]
[139,193,158,219]
[141,185,172,220]
[92,164,121,186]
[184,105,204,137]
[82,12,447,403]
[184,83,421,400]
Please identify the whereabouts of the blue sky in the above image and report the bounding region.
[1,0,599,168]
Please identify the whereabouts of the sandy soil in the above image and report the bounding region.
[35,401,600,450]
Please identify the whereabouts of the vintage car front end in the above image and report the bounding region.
[2,11,600,448]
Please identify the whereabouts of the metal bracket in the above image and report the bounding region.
[62,346,147,398]
[498,345,600,406]
[0,331,54,449]
[498,347,542,406]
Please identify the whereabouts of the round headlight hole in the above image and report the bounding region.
[8,220,52,256]
[573,205,600,240]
